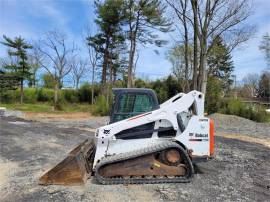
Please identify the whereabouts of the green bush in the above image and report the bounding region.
[54,101,64,110]
[91,95,109,116]
[11,89,20,102]
[23,88,38,103]
[37,88,54,102]
[78,83,101,103]
[0,90,13,103]
[113,80,125,88]
[1,88,38,103]
[78,83,92,103]
[61,89,78,103]
[205,77,223,114]
[151,79,168,103]
[220,98,269,122]
[135,79,149,88]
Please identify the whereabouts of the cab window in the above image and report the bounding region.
[115,93,153,121]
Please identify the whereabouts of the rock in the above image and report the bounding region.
[4,109,25,119]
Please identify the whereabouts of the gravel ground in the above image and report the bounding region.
[0,113,269,202]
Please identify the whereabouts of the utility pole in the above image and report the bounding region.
[231,75,237,99]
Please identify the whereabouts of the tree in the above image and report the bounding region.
[258,71,270,100]
[195,0,253,93]
[70,58,88,89]
[90,0,126,92]
[151,78,168,103]
[242,73,259,98]
[207,36,234,91]
[205,76,223,113]
[86,33,99,105]
[166,0,254,93]
[37,31,76,109]
[165,75,180,97]
[42,73,55,89]
[124,0,171,87]
[259,33,270,70]
[1,35,32,103]
[167,44,192,92]
[0,71,20,93]
[166,0,190,92]
[28,47,42,87]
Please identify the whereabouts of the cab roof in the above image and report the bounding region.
[112,88,156,94]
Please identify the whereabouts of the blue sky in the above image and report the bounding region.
[0,0,270,83]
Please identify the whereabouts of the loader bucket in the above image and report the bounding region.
[39,139,95,186]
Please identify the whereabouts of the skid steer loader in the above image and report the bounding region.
[39,89,214,185]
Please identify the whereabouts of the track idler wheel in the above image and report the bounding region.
[160,148,182,166]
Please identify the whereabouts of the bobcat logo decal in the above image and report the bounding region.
[103,129,110,134]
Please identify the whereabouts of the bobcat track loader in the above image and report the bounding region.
[39,89,214,185]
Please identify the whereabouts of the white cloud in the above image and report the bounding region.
[0,0,76,36]
[0,0,86,56]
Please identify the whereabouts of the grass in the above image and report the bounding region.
[0,102,93,113]
[267,115,270,123]
[61,103,93,113]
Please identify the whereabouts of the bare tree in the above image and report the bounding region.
[70,58,88,89]
[133,50,139,84]
[242,73,259,98]
[86,34,99,105]
[166,0,191,92]
[195,0,254,93]
[37,31,76,109]
[82,25,99,104]
[259,33,270,70]
[166,0,254,93]
[167,44,193,92]
[28,46,42,87]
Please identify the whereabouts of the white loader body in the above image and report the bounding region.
[93,90,214,169]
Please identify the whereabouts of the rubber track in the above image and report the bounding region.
[94,141,194,184]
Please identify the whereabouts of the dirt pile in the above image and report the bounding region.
[209,113,270,138]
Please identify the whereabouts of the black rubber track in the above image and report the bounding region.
[94,141,194,185]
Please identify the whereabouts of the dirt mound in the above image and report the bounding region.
[209,113,270,138]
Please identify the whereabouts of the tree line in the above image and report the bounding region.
[1,0,269,111]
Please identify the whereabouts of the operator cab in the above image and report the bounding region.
[109,88,160,123]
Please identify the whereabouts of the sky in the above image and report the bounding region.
[0,0,270,83]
